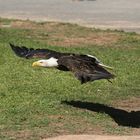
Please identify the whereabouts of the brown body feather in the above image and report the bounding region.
[58,56,115,84]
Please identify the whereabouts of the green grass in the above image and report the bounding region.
[0,18,140,139]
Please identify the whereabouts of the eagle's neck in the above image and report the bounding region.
[46,57,58,67]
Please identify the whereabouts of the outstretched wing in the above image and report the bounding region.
[9,43,64,59]
[58,56,115,84]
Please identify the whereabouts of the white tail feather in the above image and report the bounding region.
[98,63,113,69]
[87,54,113,69]
[87,54,100,63]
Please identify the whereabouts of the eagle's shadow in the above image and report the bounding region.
[61,100,140,128]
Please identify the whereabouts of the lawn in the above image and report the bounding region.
[0,18,140,140]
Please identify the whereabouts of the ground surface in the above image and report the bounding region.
[0,18,139,140]
[0,0,140,33]
[45,135,140,140]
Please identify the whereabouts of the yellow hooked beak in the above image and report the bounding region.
[32,61,41,67]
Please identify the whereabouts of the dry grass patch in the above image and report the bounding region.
[112,97,140,111]
[11,20,38,30]
[46,33,120,47]
[1,20,121,47]
[1,130,32,140]
[47,114,103,136]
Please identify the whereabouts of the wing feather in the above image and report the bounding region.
[9,43,63,59]
[58,56,115,84]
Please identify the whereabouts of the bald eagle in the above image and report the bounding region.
[10,43,115,84]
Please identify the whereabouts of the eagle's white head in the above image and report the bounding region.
[32,57,58,68]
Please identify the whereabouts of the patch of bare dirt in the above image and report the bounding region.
[44,135,140,140]
[112,97,140,111]
[1,130,32,140]
[5,20,121,47]
[47,114,103,137]
[11,20,38,29]
[45,33,120,47]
